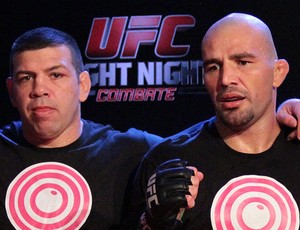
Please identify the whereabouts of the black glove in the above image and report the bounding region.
[141,158,194,230]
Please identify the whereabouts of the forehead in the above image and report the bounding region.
[12,46,73,71]
[202,23,265,55]
[13,45,72,63]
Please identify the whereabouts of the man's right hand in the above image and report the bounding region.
[140,158,203,230]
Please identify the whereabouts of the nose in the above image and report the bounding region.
[219,63,238,86]
[30,76,49,98]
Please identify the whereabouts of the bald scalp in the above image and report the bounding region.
[201,13,278,60]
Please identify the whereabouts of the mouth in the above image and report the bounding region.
[31,106,55,117]
[218,93,246,109]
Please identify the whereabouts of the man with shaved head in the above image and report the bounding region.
[202,12,288,150]
[125,13,300,229]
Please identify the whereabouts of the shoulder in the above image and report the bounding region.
[0,121,22,145]
[123,128,163,147]
[82,119,162,148]
[164,117,215,146]
[141,117,216,163]
[1,121,22,135]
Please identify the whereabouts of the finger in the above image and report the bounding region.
[286,116,297,128]
[176,208,185,221]
[297,121,300,140]
[161,182,190,196]
[187,166,204,181]
[157,158,188,171]
[164,192,188,207]
[185,194,196,209]
[187,167,204,194]
[158,168,194,183]
[287,130,297,141]
[186,166,197,176]
[287,125,300,141]
[278,112,297,128]
[188,174,203,200]
[186,167,203,202]
[277,101,298,128]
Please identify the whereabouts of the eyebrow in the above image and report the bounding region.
[14,64,67,76]
[203,58,222,68]
[203,52,256,67]
[14,70,35,78]
[45,64,67,72]
[229,52,256,60]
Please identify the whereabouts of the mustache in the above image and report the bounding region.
[216,86,248,101]
[28,99,55,111]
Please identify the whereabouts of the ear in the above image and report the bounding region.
[273,59,289,88]
[6,77,17,107]
[78,71,91,102]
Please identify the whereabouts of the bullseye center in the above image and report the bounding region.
[243,202,270,228]
[35,189,62,212]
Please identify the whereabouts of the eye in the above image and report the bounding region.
[51,72,63,79]
[15,74,33,83]
[21,75,32,81]
[237,60,251,66]
[204,63,220,73]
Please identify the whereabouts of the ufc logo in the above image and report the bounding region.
[85,15,195,59]
[146,173,158,208]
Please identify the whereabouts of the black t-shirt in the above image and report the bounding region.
[129,117,300,229]
[0,119,162,230]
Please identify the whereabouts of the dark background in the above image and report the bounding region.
[0,0,299,137]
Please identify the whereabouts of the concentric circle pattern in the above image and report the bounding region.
[6,162,92,230]
[211,175,299,230]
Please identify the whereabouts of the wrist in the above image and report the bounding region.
[140,212,152,230]
[140,211,184,230]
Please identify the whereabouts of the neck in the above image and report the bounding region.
[23,120,83,148]
[215,115,281,154]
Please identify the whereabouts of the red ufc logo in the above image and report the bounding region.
[85,15,195,59]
